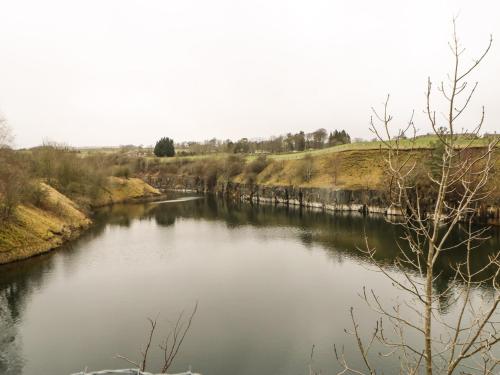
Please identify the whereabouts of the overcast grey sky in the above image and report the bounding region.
[0,0,498,148]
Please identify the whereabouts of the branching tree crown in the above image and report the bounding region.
[335,19,500,375]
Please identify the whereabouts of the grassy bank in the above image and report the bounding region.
[141,146,500,205]
[0,177,159,265]
[70,135,498,194]
[90,176,160,207]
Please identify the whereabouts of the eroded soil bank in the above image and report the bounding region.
[0,177,160,265]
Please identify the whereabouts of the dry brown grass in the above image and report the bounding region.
[0,178,160,264]
[0,183,91,264]
[261,147,499,199]
[92,177,160,207]
[251,150,389,189]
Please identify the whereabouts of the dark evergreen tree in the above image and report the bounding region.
[327,129,351,146]
[154,137,175,157]
[328,132,335,146]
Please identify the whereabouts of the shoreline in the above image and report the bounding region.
[152,178,500,227]
[0,179,164,266]
[234,193,500,227]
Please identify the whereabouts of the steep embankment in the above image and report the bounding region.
[0,183,91,264]
[93,176,160,206]
[144,148,500,224]
[243,149,389,190]
[0,178,160,264]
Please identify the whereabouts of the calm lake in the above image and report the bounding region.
[1,194,499,375]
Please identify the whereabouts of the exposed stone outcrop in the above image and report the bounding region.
[145,174,500,226]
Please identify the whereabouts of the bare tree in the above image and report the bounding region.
[301,154,315,182]
[336,20,500,375]
[117,302,198,374]
[0,116,13,148]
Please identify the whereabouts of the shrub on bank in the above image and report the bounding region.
[0,149,32,220]
[245,155,268,175]
[30,145,110,200]
[113,166,131,179]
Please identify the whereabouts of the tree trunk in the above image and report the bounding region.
[424,242,434,375]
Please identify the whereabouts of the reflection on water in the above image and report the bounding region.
[151,197,203,205]
[0,193,498,375]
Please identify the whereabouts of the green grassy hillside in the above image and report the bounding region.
[144,135,496,164]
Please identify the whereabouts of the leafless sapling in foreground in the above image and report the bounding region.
[116,302,198,373]
[335,20,500,375]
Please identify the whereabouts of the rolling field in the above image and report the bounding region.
[72,134,498,198]
[133,134,496,163]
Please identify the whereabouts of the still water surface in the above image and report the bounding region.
[0,194,499,375]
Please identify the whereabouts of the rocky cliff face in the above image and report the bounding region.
[145,175,500,226]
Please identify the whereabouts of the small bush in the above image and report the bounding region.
[30,145,110,199]
[297,155,314,182]
[245,172,257,185]
[24,183,49,208]
[223,155,245,179]
[0,149,30,220]
[134,158,147,173]
[114,166,131,179]
[204,164,219,188]
[159,161,182,175]
[245,155,268,175]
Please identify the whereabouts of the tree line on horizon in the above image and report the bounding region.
[170,128,351,157]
